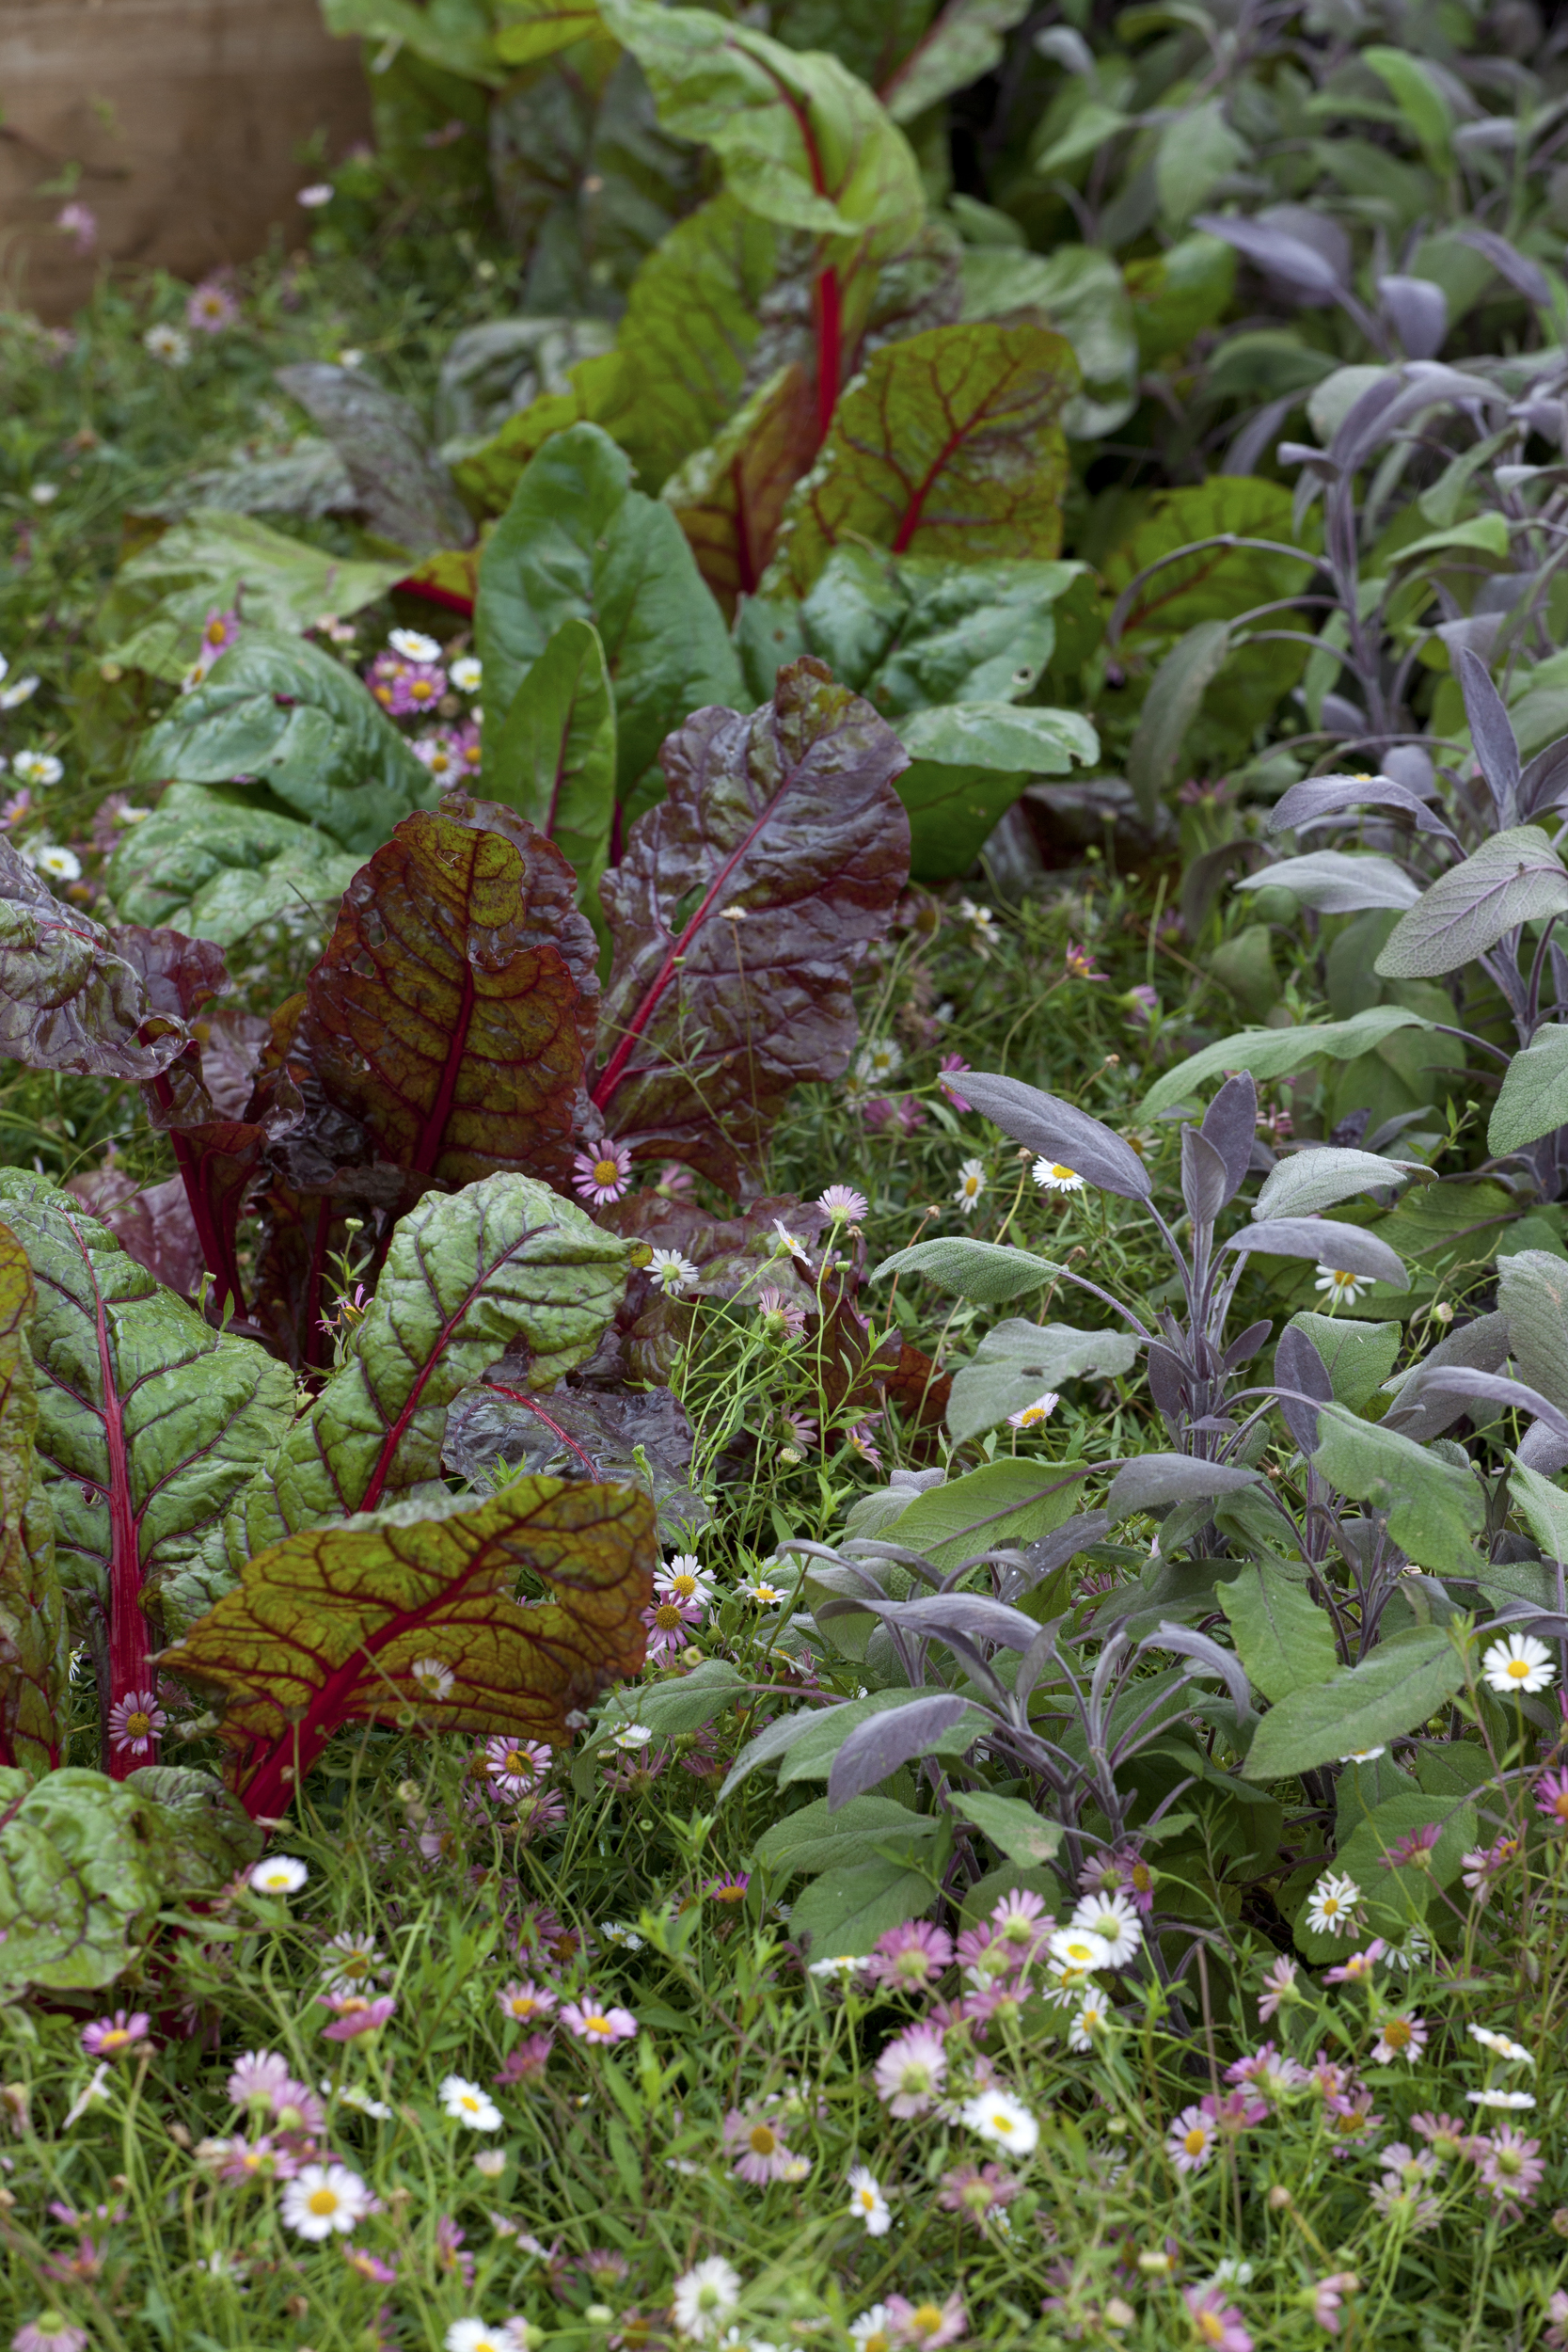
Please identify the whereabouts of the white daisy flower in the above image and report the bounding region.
[953,1157,987,1215]
[27,843,79,882]
[770,1217,812,1261]
[610,1723,654,1750]
[144,323,190,365]
[1338,1745,1386,1763]
[647,1246,699,1296]
[959,2088,1038,2155]
[1007,1391,1060,1431]
[743,1580,786,1606]
[657,1554,716,1604]
[1049,1926,1112,1972]
[852,1036,903,1086]
[849,2312,894,2352]
[1314,1265,1370,1309]
[297,183,335,207]
[1034,1158,1085,1193]
[1304,1870,1360,1937]
[321,1930,386,1992]
[280,2161,372,2238]
[445,2323,509,2352]
[1067,1995,1112,2051]
[598,1919,645,1950]
[0,675,40,709]
[249,1854,309,1895]
[11,751,62,787]
[409,1656,455,1699]
[1481,1631,1555,1694]
[450,656,482,692]
[325,2079,394,2120]
[1465,2087,1536,2109]
[30,483,58,506]
[807,1953,864,1977]
[1069,1892,1142,1967]
[439,2074,502,2131]
[957,897,998,956]
[846,2163,891,2235]
[1468,2024,1532,2065]
[388,628,442,662]
[671,2255,742,2337]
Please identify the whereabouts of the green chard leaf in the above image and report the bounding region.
[0,1221,67,1777]
[105,784,361,953]
[0,1768,188,1994]
[894,700,1098,882]
[484,621,618,930]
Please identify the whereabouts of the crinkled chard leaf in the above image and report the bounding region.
[275,362,476,556]
[163,1476,657,1818]
[216,1172,635,1568]
[0,837,188,1084]
[0,1222,66,1776]
[285,795,599,1196]
[663,361,818,617]
[593,657,911,1186]
[105,783,361,952]
[0,1174,296,1756]
[133,629,432,858]
[768,322,1078,596]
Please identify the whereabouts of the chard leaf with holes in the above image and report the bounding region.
[215,1173,633,1570]
[164,1477,656,1819]
[593,659,910,1188]
[767,323,1078,597]
[1244,1628,1464,1782]
[1374,828,1568,980]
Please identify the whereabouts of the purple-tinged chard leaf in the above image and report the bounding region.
[663,362,818,618]
[0,838,188,1084]
[1374,828,1568,979]
[275,362,476,557]
[161,1476,656,1820]
[879,0,1031,120]
[290,795,599,1195]
[766,322,1078,597]
[0,1221,66,1776]
[215,1173,636,1570]
[0,1173,295,1770]
[953,1072,1152,1200]
[593,657,911,1188]
[1221,1219,1409,1289]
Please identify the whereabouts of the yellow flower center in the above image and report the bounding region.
[750,2124,778,2155]
[594,1158,619,1185]
[1384,2019,1410,2049]
[911,2307,942,2337]
[990,2112,1016,2136]
[124,1710,151,1739]
[101,2028,130,2052]
[585,2013,610,2036]
[308,2188,339,2216]
[1507,1658,1531,1680]
[1183,2127,1207,2157]
[1051,1164,1076,1182]
[655,1603,683,1630]
[1198,2317,1225,2347]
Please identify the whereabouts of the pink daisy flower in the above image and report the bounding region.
[1183,2287,1252,2351]
[317,1993,396,2041]
[1258,1954,1298,2021]
[705,1872,750,1904]
[815,1184,868,1223]
[1166,2103,1215,2173]
[873,2025,947,2118]
[228,2050,295,2109]
[496,1978,557,2026]
[1323,1940,1387,1984]
[641,1592,703,1662]
[1475,2125,1545,2205]
[1370,2012,1427,2067]
[1534,1766,1568,1825]
[494,2032,554,2084]
[107,1688,166,1756]
[560,1993,638,2044]
[214,2134,301,2185]
[1311,2273,1360,2334]
[867,1919,953,1991]
[80,2010,150,2063]
[756,1286,807,1342]
[885,2290,967,2346]
[937,2161,1020,2230]
[572,1142,632,1206]
[723,2104,802,2185]
[13,2314,90,2352]
[937,1054,972,1112]
[186,277,239,332]
[483,1734,553,1798]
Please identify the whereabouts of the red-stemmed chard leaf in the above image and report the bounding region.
[592,657,911,1189]
[0,1173,294,1775]
[160,1476,656,1820]
[663,363,819,618]
[766,320,1079,597]
[0,1219,68,1776]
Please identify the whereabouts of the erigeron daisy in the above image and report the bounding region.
[106,1688,166,1756]
[1468,2025,1532,2065]
[497,1978,557,2025]
[853,1036,903,1085]
[440,2074,503,2130]
[1034,1159,1085,1193]
[1166,2103,1215,2173]
[0,675,40,709]
[849,2311,895,2352]
[1466,2088,1537,2110]
[332,2080,393,2119]
[250,1854,309,1896]
[389,628,442,662]
[321,1930,385,1993]
[817,1184,869,1223]
[598,1919,644,1950]
[572,1142,632,1206]
[1007,1390,1060,1431]
[960,2088,1039,2155]
[144,322,190,364]
[957,896,998,955]
[280,2162,373,2239]
[657,1554,716,1606]
[483,1735,552,1797]
[610,1723,653,1750]
[744,1579,786,1606]
[1069,1892,1142,1967]
[409,1656,455,1700]
[840,2162,891,2236]
[873,2026,947,2117]
[1314,1265,1370,1309]
[671,2255,742,2337]
[953,1157,987,1214]
[1338,1744,1386,1763]
[80,2009,151,2061]
[1370,2012,1428,2066]
[560,1994,638,2043]
[1068,1995,1112,2050]
[647,1246,700,1295]
[1304,1871,1360,1936]
[1049,1925,1112,1972]
[12,751,63,787]
[297,183,334,207]
[445,2323,510,2352]
[26,842,79,882]
[186,278,239,332]
[1481,1631,1556,1694]
[451,655,482,692]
